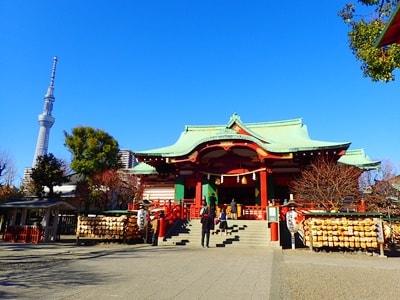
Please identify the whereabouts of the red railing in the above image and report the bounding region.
[2,226,43,244]
[132,199,270,221]
[129,200,189,239]
[241,205,266,220]
[186,202,267,220]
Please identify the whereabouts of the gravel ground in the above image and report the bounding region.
[272,248,400,300]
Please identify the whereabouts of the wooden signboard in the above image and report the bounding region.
[267,206,279,222]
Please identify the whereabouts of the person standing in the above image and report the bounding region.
[200,212,212,248]
[219,208,228,235]
[150,214,159,246]
[209,205,217,234]
[200,198,208,216]
[209,193,217,207]
[230,198,237,220]
[137,205,149,243]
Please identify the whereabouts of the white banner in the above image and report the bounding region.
[286,210,299,233]
[137,208,148,230]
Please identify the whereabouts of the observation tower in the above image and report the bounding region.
[32,56,58,166]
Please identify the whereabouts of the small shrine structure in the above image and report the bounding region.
[0,198,76,243]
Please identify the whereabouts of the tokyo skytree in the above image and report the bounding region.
[32,56,58,167]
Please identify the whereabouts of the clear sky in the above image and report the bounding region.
[1,1,399,186]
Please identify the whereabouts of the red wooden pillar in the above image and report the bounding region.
[195,176,203,207]
[158,216,165,238]
[270,222,278,241]
[358,199,366,213]
[260,169,268,214]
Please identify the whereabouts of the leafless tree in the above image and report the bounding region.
[290,155,363,211]
[360,159,400,216]
[81,169,141,211]
[0,151,18,200]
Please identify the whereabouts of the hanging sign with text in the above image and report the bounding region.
[376,219,384,244]
[286,209,299,233]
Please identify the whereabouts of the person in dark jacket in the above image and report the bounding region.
[209,193,217,207]
[200,198,208,216]
[209,205,217,234]
[219,208,228,235]
[200,212,213,248]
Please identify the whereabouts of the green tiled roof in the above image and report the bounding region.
[127,162,157,175]
[134,113,351,157]
[338,149,380,170]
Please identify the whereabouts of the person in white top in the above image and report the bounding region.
[137,205,149,243]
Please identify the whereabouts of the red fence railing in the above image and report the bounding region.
[2,226,43,244]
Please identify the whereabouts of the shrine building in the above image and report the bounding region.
[130,113,379,218]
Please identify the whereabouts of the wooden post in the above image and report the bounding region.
[379,243,385,257]
[377,218,386,257]
[9,208,17,226]
[195,176,203,207]
[76,215,80,245]
[53,208,60,241]
[42,208,51,242]
[260,170,268,209]
[20,208,27,226]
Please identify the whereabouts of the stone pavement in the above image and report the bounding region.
[3,238,399,299]
[0,239,282,299]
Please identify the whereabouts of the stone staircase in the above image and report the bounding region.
[160,219,281,249]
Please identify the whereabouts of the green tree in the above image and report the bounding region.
[31,153,69,198]
[64,126,122,177]
[339,0,400,82]
[64,126,122,211]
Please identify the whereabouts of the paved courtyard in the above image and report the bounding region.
[2,241,400,299]
[0,242,276,299]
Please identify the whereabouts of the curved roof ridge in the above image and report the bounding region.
[338,148,380,170]
[128,162,158,175]
[183,115,303,132]
[344,149,367,156]
[245,118,303,128]
[184,124,225,132]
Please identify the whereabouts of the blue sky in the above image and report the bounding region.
[1,1,399,186]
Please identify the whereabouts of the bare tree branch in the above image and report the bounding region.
[290,155,362,211]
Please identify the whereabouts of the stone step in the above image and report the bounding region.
[160,219,280,248]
